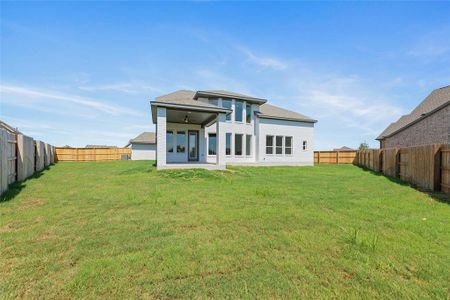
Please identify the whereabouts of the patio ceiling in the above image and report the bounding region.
[166,108,217,125]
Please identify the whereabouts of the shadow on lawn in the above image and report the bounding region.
[358,166,449,205]
[0,164,54,203]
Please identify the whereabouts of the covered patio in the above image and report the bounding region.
[151,99,231,170]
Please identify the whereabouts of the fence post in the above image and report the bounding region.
[433,144,442,191]
[395,148,400,178]
[317,151,320,164]
[0,129,8,195]
[336,151,339,164]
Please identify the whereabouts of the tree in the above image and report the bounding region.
[358,142,369,150]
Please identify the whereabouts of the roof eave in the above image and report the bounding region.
[257,114,317,123]
[194,91,268,104]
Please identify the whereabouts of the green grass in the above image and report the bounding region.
[1,162,449,299]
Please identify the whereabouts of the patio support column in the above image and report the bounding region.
[216,113,226,168]
[156,106,167,170]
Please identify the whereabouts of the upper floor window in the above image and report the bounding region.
[208,133,216,155]
[303,140,308,151]
[246,103,252,123]
[266,135,274,154]
[209,98,219,107]
[235,100,243,122]
[222,99,232,121]
[177,131,186,153]
[167,131,174,153]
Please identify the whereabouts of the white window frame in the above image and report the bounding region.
[285,136,293,156]
[275,136,283,156]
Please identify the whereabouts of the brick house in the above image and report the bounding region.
[377,86,450,148]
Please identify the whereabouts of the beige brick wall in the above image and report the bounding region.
[383,104,450,148]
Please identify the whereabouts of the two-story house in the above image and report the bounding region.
[150,90,317,169]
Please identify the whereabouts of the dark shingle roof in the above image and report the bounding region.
[333,146,355,151]
[377,86,450,140]
[154,90,224,109]
[128,132,156,145]
[257,104,317,123]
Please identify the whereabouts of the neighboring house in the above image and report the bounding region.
[333,146,354,151]
[85,145,118,148]
[151,89,317,169]
[377,86,450,148]
[126,132,156,160]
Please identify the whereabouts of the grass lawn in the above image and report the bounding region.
[1,162,449,299]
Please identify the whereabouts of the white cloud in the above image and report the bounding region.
[1,84,143,116]
[237,46,287,70]
[78,82,165,95]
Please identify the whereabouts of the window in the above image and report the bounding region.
[266,135,274,154]
[235,134,243,156]
[208,133,216,155]
[166,131,173,153]
[303,140,307,151]
[209,98,219,106]
[222,99,232,121]
[176,131,186,153]
[276,136,283,154]
[246,135,252,156]
[226,133,232,155]
[246,103,252,123]
[285,136,293,155]
[235,100,243,122]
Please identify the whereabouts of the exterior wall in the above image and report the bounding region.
[166,122,206,163]
[258,118,314,165]
[382,105,450,148]
[131,144,156,160]
[204,99,258,164]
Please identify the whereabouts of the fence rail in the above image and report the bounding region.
[314,150,357,164]
[55,148,131,162]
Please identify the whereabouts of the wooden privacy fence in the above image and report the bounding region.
[0,126,55,196]
[314,150,357,164]
[55,148,131,161]
[355,144,449,194]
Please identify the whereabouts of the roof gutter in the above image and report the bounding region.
[150,101,232,114]
[194,91,267,104]
[257,113,318,123]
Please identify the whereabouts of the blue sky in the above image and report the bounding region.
[1,2,449,149]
